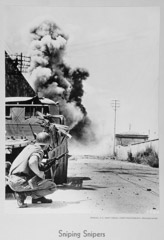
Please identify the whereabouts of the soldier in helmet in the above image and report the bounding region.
[8,132,57,208]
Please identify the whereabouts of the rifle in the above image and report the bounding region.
[39,151,68,171]
[29,123,37,139]
[28,151,68,189]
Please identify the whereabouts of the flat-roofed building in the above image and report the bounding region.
[116,132,149,146]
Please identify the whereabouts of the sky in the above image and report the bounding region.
[4,4,160,144]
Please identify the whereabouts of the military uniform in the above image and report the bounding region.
[8,143,56,207]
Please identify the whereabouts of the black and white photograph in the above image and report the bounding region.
[1,0,164,240]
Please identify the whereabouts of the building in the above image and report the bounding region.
[5,51,35,97]
[116,132,149,146]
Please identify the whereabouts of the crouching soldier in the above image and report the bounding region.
[8,132,57,208]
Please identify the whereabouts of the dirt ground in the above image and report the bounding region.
[5,155,159,215]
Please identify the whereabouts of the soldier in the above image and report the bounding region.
[8,132,57,208]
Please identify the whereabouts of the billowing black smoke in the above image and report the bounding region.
[59,64,97,143]
[28,18,96,144]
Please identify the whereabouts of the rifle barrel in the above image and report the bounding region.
[43,151,68,170]
[48,151,68,162]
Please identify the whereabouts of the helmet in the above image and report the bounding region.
[36,132,51,145]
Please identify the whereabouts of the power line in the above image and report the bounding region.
[5,52,31,73]
[68,30,146,50]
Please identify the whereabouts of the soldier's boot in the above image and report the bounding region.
[32,197,53,204]
[14,192,28,208]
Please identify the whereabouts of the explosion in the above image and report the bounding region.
[28,18,71,100]
[28,17,96,144]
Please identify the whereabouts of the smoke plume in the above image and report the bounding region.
[28,18,71,99]
[28,18,97,147]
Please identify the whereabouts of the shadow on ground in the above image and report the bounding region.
[27,200,84,209]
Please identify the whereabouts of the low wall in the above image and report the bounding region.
[116,139,159,161]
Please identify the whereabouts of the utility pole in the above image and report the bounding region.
[20,53,23,73]
[111,99,120,157]
[6,52,31,73]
